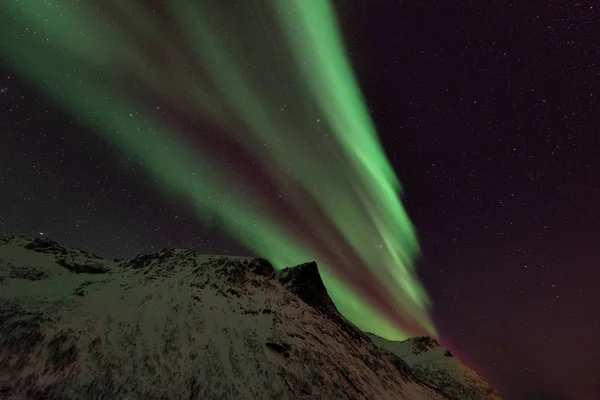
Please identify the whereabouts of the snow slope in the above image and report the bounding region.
[367,335,503,400]
[0,236,503,399]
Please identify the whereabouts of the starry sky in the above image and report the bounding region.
[1,1,599,399]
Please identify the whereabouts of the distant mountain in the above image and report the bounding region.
[0,236,503,399]
[368,335,503,400]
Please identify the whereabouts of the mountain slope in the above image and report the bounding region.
[368,335,503,400]
[0,236,503,399]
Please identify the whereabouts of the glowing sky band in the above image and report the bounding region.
[0,0,436,339]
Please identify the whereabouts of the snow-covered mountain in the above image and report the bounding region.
[0,236,503,399]
[368,335,503,400]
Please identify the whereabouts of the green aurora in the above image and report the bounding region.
[0,0,436,339]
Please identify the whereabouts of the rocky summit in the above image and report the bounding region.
[0,236,503,399]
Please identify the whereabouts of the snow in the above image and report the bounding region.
[368,335,503,400]
[0,236,503,399]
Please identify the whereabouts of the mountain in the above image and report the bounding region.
[0,236,503,399]
[368,335,503,400]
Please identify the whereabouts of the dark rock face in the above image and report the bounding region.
[248,257,276,278]
[9,265,51,280]
[55,258,109,274]
[124,249,179,270]
[265,341,292,357]
[412,336,442,355]
[278,261,329,309]
[22,237,103,262]
[0,305,46,371]
[24,237,68,255]
[278,261,365,343]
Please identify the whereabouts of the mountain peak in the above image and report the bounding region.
[369,334,503,400]
[0,236,503,399]
[278,261,328,309]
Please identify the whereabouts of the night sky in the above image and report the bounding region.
[1,1,599,399]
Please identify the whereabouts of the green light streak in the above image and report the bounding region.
[1,0,436,339]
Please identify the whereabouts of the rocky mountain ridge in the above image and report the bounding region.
[0,236,503,399]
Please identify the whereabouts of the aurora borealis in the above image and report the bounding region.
[0,0,435,339]
[2,1,599,399]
